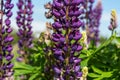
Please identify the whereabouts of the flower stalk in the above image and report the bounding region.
[16,0,34,63]
[81,0,102,46]
[51,0,84,79]
[0,0,14,79]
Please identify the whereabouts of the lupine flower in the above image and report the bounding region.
[88,0,102,45]
[80,67,88,80]
[51,0,83,79]
[108,9,117,31]
[81,0,102,45]
[80,31,88,49]
[82,67,88,79]
[80,0,94,29]
[16,0,34,62]
[0,0,14,79]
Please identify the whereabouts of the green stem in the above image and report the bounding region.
[92,35,115,57]
[65,5,71,80]
[111,29,114,36]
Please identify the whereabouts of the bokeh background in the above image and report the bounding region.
[11,0,120,37]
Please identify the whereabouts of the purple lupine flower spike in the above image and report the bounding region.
[16,0,34,62]
[51,0,83,79]
[88,0,102,45]
[0,0,14,79]
[81,0,102,45]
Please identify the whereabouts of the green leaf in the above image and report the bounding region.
[14,70,33,76]
[91,66,103,74]
[81,49,91,55]
[29,73,40,80]
[89,71,113,79]
[80,54,87,58]
[115,37,120,43]
[101,71,113,78]
[14,62,35,70]
[88,71,113,79]
[93,77,103,80]
[88,73,101,78]
[14,62,37,76]
[81,58,90,67]
[93,35,115,56]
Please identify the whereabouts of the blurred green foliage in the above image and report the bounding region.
[12,30,120,80]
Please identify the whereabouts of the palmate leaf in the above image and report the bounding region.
[81,58,90,68]
[14,62,35,70]
[88,73,101,78]
[29,73,40,80]
[88,67,113,79]
[80,54,87,58]
[29,41,47,66]
[88,65,113,79]
[89,71,113,79]
[81,49,92,56]
[80,49,94,68]
[14,62,36,76]
[91,66,103,74]
[93,71,113,80]
[101,72,113,78]
[14,70,34,76]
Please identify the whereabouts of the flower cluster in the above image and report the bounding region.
[81,66,88,80]
[0,0,14,79]
[51,0,84,79]
[16,0,34,62]
[108,9,117,31]
[80,0,94,29]
[88,0,102,45]
[81,0,102,45]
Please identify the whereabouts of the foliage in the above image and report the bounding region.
[13,41,48,80]
[1,0,120,80]
[80,32,120,80]
[13,30,120,80]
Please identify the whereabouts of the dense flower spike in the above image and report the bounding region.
[108,9,117,31]
[0,0,14,79]
[51,0,83,79]
[16,0,34,62]
[81,0,102,45]
[88,0,102,45]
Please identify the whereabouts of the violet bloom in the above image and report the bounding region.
[51,0,83,79]
[0,0,14,79]
[81,0,102,45]
[16,0,34,62]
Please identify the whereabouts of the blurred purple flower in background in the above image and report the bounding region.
[81,0,102,46]
[16,0,34,62]
[0,0,14,79]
